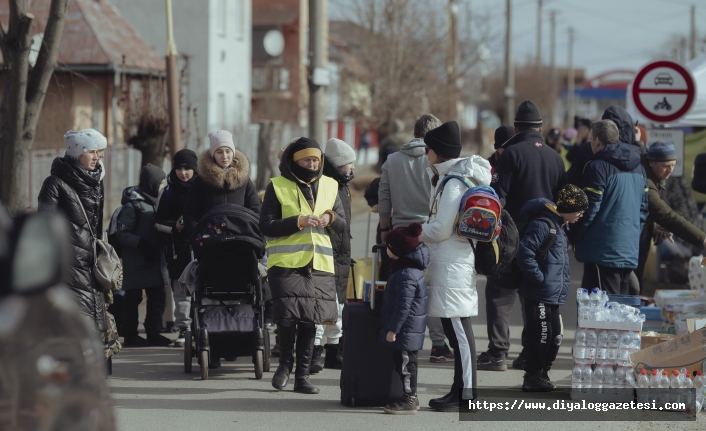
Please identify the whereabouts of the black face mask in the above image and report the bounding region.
[290,162,319,184]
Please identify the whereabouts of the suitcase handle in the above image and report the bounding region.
[370,244,386,310]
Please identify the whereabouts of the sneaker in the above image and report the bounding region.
[522,372,554,392]
[430,343,454,363]
[384,394,419,415]
[173,328,187,347]
[147,334,172,347]
[310,345,324,374]
[541,368,555,389]
[123,335,149,347]
[512,352,527,370]
[477,351,507,371]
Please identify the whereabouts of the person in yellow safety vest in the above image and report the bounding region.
[259,137,347,395]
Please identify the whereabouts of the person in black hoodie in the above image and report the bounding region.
[38,131,106,333]
[259,137,347,395]
[483,101,566,373]
[310,138,356,373]
[566,106,642,186]
[116,164,171,347]
[183,130,261,233]
[155,149,199,347]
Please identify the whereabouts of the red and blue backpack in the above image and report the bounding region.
[436,175,502,242]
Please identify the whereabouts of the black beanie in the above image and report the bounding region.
[494,125,515,149]
[287,137,322,163]
[424,121,462,159]
[514,100,542,126]
[693,153,706,194]
[173,149,198,172]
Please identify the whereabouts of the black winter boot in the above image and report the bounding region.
[522,372,554,392]
[310,345,324,374]
[293,324,320,394]
[271,322,296,390]
[324,343,342,369]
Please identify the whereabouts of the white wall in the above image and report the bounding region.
[207,0,252,151]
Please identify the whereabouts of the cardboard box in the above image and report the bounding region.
[630,327,706,376]
[640,332,678,350]
[687,318,706,333]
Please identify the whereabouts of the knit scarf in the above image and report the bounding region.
[389,256,423,276]
[290,163,319,184]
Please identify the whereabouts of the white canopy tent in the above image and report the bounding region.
[627,55,706,127]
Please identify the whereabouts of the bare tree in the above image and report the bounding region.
[485,61,554,127]
[119,74,169,168]
[0,0,70,215]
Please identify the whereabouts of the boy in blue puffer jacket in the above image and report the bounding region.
[516,184,588,392]
[379,223,429,415]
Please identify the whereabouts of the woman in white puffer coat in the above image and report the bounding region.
[418,121,492,412]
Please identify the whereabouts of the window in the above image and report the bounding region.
[216,0,226,36]
[235,0,244,41]
[217,93,226,129]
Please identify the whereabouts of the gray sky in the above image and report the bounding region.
[329,0,706,77]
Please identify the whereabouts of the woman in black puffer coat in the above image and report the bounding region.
[38,131,106,332]
[183,130,260,233]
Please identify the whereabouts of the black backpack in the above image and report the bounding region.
[485,214,557,289]
[106,202,139,258]
[471,209,518,277]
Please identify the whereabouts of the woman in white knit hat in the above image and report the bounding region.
[183,130,261,235]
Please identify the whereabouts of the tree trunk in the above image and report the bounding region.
[0,0,70,215]
[255,121,281,191]
[137,136,167,169]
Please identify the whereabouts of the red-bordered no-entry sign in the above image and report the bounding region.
[631,60,697,123]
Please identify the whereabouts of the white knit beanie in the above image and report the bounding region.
[80,128,108,150]
[325,138,356,167]
[208,130,236,158]
[64,130,97,159]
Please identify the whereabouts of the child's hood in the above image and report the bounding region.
[519,198,564,227]
[403,243,430,270]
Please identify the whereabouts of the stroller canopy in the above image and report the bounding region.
[190,204,265,260]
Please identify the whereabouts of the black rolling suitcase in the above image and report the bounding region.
[340,244,403,407]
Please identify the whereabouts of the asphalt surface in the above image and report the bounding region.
[110,212,704,430]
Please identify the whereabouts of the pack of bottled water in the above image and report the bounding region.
[635,367,706,413]
[576,288,647,323]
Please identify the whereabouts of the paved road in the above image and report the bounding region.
[110,212,703,430]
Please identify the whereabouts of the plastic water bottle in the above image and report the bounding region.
[574,327,587,362]
[572,363,583,394]
[671,370,683,404]
[683,371,695,411]
[589,289,601,320]
[593,364,605,394]
[596,330,609,363]
[694,370,705,397]
[581,363,593,393]
[659,370,671,405]
[628,331,642,353]
[617,330,631,365]
[603,365,615,394]
[578,289,590,320]
[637,369,650,403]
[649,369,661,403]
[607,329,620,363]
[625,365,637,388]
[585,328,597,363]
[614,365,626,395]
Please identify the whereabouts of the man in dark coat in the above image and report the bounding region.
[38,131,106,333]
[155,149,199,346]
[117,164,171,347]
[636,142,706,292]
[485,100,566,373]
[310,139,355,372]
[568,120,648,295]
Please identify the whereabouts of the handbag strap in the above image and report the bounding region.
[70,185,95,238]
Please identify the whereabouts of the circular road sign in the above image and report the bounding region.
[631,60,697,123]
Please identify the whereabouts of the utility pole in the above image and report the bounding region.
[567,27,575,129]
[165,0,181,157]
[504,0,515,125]
[447,0,460,122]
[690,4,697,60]
[308,0,328,144]
[549,10,557,127]
[536,0,543,67]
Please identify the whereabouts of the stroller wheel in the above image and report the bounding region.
[200,351,209,380]
[263,330,271,372]
[254,350,264,380]
[184,331,193,373]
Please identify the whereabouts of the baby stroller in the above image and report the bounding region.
[183,204,270,380]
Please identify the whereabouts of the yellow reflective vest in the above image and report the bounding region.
[266,175,338,273]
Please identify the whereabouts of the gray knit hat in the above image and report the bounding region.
[80,128,108,150]
[325,138,356,167]
[64,130,97,159]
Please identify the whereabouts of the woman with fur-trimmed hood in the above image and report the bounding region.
[183,130,261,233]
